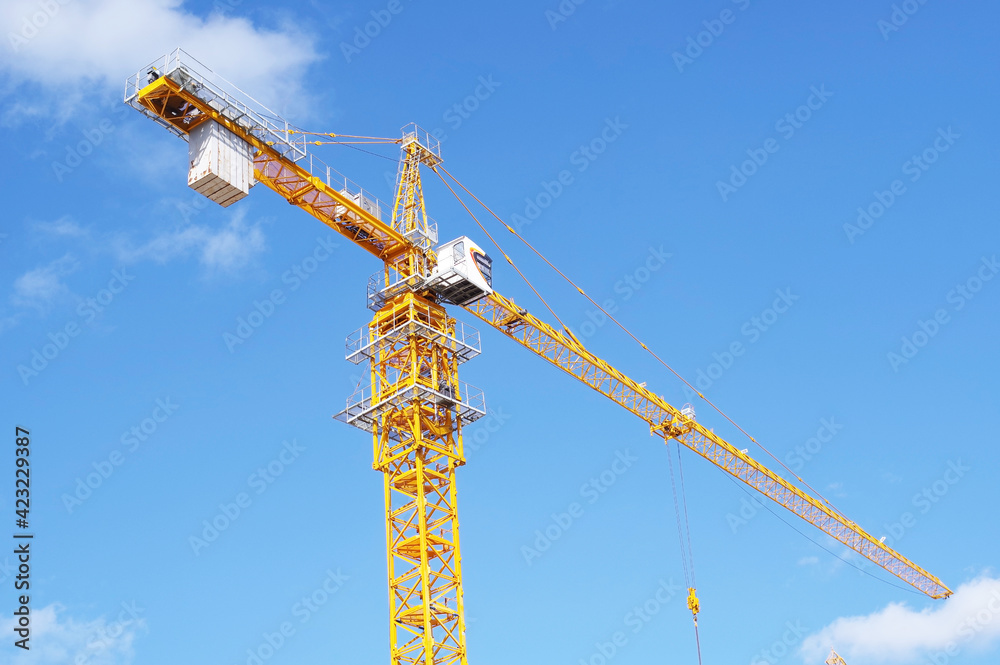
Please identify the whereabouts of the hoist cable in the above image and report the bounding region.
[434,165,846,519]
[431,167,568,333]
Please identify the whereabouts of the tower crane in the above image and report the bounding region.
[125,49,951,665]
[824,649,847,665]
[826,648,848,664]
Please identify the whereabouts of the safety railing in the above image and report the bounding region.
[335,381,486,432]
[124,48,307,163]
[125,50,400,225]
[345,320,482,365]
[400,122,442,164]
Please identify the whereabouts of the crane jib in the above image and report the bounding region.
[463,290,952,600]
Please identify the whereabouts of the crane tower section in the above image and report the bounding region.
[336,128,485,665]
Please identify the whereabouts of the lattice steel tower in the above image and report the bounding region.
[337,126,485,665]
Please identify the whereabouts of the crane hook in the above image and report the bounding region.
[686,587,700,622]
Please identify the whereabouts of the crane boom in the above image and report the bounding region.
[125,50,413,261]
[462,291,952,599]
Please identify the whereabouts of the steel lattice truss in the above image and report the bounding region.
[464,291,951,599]
[369,293,472,665]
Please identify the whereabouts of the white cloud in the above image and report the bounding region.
[200,211,267,271]
[113,208,266,273]
[11,253,79,308]
[800,575,1000,663]
[884,471,904,485]
[0,209,264,334]
[0,602,145,664]
[33,215,89,238]
[0,312,25,332]
[826,481,846,494]
[0,0,320,116]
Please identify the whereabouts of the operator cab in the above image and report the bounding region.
[426,237,494,305]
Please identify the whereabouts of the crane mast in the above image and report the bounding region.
[826,649,848,664]
[125,48,952,665]
[337,133,479,665]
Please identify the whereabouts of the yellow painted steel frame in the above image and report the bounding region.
[393,143,424,240]
[133,76,412,261]
[370,292,468,665]
[387,139,440,282]
[464,291,952,600]
[368,142,468,665]
[826,650,848,665]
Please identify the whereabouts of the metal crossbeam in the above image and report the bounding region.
[464,291,952,599]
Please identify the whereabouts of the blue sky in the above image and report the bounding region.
[1,1,999,664]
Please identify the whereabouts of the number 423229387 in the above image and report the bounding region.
[15,427,29,528]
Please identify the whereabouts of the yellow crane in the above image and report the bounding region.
[125,49,951,665]
[826,648,848,664]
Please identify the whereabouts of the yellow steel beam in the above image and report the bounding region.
[372,126,468,665]
[463,291,952,600]
[133,76,412,261]
[372,293,469,665]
